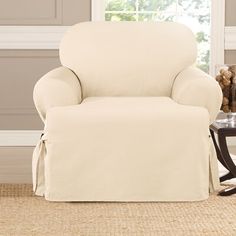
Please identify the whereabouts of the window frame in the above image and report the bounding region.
[91,0,225,76]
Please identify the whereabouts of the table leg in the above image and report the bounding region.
[218,186,236,196]
[210,130,231,182]
[220,172,234,182]
[218,133,236,196]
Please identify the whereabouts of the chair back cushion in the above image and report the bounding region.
[60,22,197,98]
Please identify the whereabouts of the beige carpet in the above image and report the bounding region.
[1,184,236,236]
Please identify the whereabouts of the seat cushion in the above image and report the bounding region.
[46,97,209,129]
[44,97,210,201]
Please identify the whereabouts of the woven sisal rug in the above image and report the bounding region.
[1,184,236,236]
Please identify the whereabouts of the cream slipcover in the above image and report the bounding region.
[33,22,222,201]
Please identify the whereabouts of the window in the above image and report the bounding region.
[102,0,211,73]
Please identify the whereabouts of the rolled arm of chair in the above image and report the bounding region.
[171,67,222,124]
[33,67,82,122]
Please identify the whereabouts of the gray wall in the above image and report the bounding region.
[225,0,236,26]
[0,0,91,130]
[0,0,90,25]
[225,0,236,64]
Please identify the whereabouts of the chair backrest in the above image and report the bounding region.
[60,21,197,98]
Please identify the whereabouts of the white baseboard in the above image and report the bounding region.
[0,130,41,147]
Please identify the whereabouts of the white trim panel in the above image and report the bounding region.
[0,130,41,147]
[0,26,69,49]
[92,0,105,21]
[210,0,225,76]
[225,27,236,50]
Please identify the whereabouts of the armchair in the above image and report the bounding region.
[33,22,222,201]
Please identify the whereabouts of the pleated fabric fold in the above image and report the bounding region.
[32,133,47,196]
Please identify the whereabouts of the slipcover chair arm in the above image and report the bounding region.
[33,67,82,122]
[171,66,222,124]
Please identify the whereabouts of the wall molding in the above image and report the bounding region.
[0,130,41,146]
[225,27,236,50]
[0,26,69,49]
[0,0,63,25]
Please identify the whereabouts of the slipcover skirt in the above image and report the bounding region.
[33,97,219,201]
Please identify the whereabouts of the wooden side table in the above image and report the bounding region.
[210,122,236,196]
